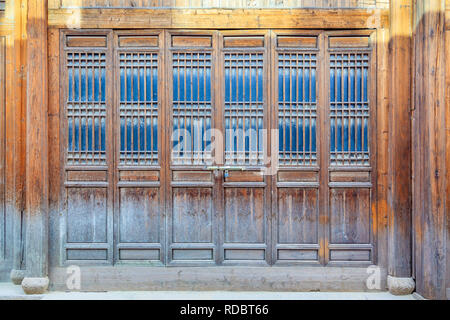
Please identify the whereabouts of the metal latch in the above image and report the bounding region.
[206,166,245,178]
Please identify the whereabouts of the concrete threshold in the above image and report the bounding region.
[0,282,417,300]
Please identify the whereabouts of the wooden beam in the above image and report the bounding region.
[387,0,413,283]
[24,0,49,281]
[446,29,450,301]
[47,8,389,29]
[413,0,447,300]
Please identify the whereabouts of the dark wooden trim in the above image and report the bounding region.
[47,8,389,30]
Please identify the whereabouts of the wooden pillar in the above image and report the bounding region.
[21,0,49,294]
[387,0,415,294]
[412,0,447,300]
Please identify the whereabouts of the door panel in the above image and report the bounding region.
[66,187,108,243]
[172,187,213,243]
[325,32,376,265]
[277,188,319,244]
[61,30,114,264]
[220,32,271,265]
[118,187,160,243]
[167,31,218,265]
[113,30,164,265]
[224,187,265,243]
[272,31,322,265]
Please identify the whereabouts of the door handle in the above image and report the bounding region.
[206,166,245,171]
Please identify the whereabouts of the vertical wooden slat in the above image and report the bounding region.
[412,0,447,300]
[24,0,49,279]
[388,0,413,280]
[446,28,450,301]
[375,28,389,271]
[0,36,4,262]
[48,28,61,269]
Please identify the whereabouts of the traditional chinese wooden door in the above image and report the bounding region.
[58,29,376,267]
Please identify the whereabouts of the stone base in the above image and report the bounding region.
[21,277,49,295]
[387,275,415,295]
[10,269,26,285]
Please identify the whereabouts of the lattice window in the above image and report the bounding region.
[119,52,159,165]
[278,52,317,166]
[224,52,264,165]
[329,52,370,166]
[66,52,107,165]
[171,52,213,165]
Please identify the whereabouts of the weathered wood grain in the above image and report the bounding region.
[53,0,388,9]
[24,0,49,278]
[412,0,447,300]
[387,0,412,279]
[48,8,389,29]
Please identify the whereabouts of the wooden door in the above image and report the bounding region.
[165,31,220,265]
[270,30,377,266]
[218,31,271,265]
[60,30,114,263]
[324,31,377,265]
[113,31,165,265]
[57,29,377,267]
[271,31,323,265]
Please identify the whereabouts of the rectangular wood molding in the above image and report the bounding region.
[225,171,264,182]
[119,249,160,260]
[329,171,370,182]
[66,36,107,47]
[172,171,212,182]
[278,171,318,182]
[277,36,318,48]
[329,249,371,261]
[223,36,264,48]
[329,36,370,48]
[67,170,108,181]
[119,170,160,181]
[172,35,212,47]
[119,35,158,47]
